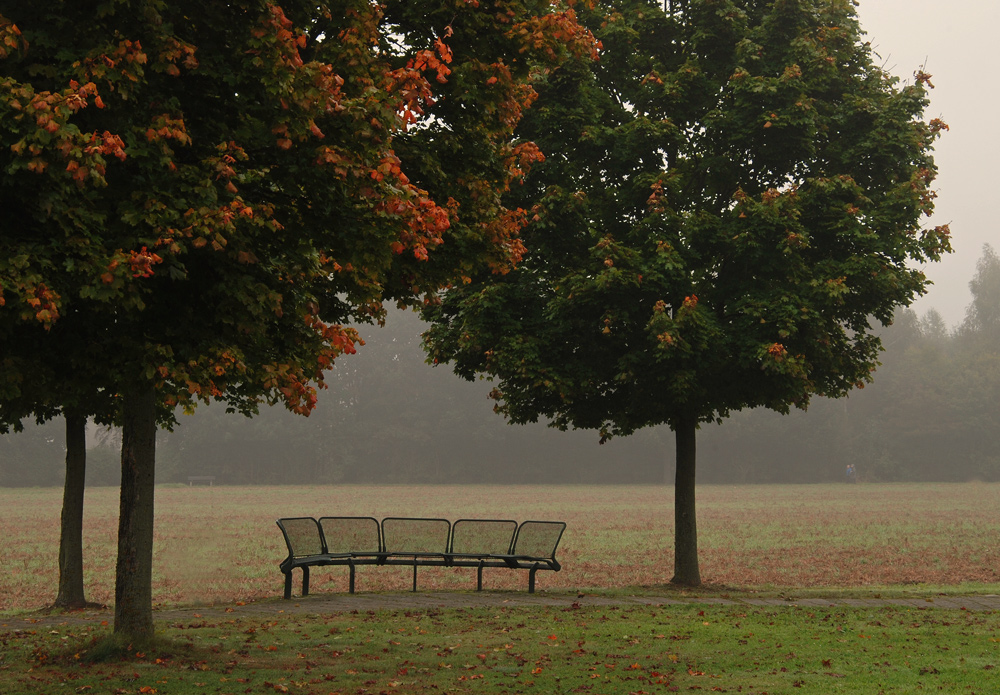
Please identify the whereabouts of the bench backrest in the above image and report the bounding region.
[450,519,517,555]
[278,516,565,560]
[319,516,382,554]
[382,517,450,554]
[277,517,325,557]
[511,520,566,559]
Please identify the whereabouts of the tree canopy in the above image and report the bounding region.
[0,0,593,637]
[423,0,951,585]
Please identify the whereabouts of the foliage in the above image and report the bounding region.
[3,603,1000,693]
[0,0,596,416]
[424,0,949,436]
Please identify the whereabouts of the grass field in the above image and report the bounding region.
[5,602,1000,694]
[2,483,1000,612]
[3,483,1000,694]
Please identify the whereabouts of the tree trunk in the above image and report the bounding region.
[114,386,157,640]
[670,414,700,586]
[54,411,88,608]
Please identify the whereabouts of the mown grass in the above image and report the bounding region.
[2,483,1000,613]
[3,602,1000,694]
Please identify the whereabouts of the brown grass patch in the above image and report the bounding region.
[1,483,998,612]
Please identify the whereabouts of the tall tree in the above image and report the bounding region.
[961,244,1000,341]
[423,0,950,585]
[0,1,592,638]
[953,244,1000,474]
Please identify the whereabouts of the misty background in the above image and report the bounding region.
[7,0,1000,489]
[4,243,999,487]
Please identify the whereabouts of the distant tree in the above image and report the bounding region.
[424,0,950,585]
[961,244,1000,341]
[150,305,666,486]
[0,417,63,486]
[952,244,1000,475]
[0,1,592,639]
[920,308,950,343]
[888,307,921,337]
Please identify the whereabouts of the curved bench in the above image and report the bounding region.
[276,516,565,599]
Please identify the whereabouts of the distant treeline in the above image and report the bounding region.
[4,246,999,487]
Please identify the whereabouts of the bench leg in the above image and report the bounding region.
[477,563,484,592]
[528,565,538,594]
[302,566,310,597]
[283,571,292,600]
[412,559,418,592]
[349,561,356,594]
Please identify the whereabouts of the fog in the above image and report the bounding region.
[4,293,999,487]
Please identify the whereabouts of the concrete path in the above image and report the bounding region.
[4,590,1000,631]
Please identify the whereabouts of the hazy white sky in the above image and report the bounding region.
[857,0,999,326]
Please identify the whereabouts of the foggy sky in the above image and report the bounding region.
[857,0,999,327]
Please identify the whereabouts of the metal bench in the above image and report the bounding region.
[276,516,565,599]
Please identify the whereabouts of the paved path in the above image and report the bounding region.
[4,591,1000,631]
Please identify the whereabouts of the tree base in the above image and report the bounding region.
[41,600,107,614]
[669,574,702,588]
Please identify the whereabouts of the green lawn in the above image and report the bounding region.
[3,601,999,694]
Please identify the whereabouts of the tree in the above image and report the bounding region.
[953,244,1000,475]
[961,244,1000,341]
[423,0,950,585]
[0,1,592,638]
[0,318,122,609]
